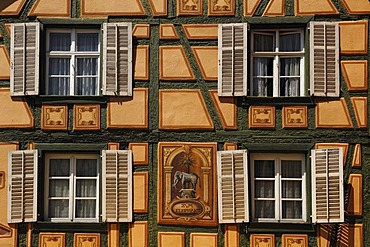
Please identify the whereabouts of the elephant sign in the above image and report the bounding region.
[172,170,200,191]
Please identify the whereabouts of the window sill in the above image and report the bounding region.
[34,222,108,232]
[240,96,314,106]
[246,222,315,233]
[35,95,107,105]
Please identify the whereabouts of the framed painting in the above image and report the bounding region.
[157,142,218,226]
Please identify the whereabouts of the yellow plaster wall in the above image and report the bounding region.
[159,90,214,130]
[224,225,239,247]
[134,45,149,81]
[29,0,71,17]
[315,99,353,128]
[263,0,285,16]
[160,24,179,39]
[182,24,218,40]
[209,90,237,130]
[0,89,34,128]
[129,143,149,165]
[107,89,148,129]
[340,20,368,54]
[341,0,370,14]
[80,0,146,17]
[0,0,26,16]
[133,172,148,213]
[351,97,367,128]
[190,233,218,247]
[341,60,368,91]
[129,221,148,247]
[0,45,10,80]
[148,0,167,16]
[158,232,185,247]
[347,174,362,216]
[133,24,150,39]
[295,0,338,15]
[192,47,218,81]
[160,46,195,81]
[352,144,361,167]
[0,143,18,247]
[244,0,262,16]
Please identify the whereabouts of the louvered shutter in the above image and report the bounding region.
[103,23,132,96]
[310,22,339,97]
[311,148,344,223]
[217,150,249,223]
[218,23,248,97]
[102,150,132,222]
[8,150,38,223]
[10,23,40,96]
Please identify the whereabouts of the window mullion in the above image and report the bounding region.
[71,156,75,221]
[71,30,76,96]
[276,158,280,221]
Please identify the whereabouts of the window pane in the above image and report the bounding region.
[280,33,301,52]
[282,201,302,219]
[49,33,71,51]
[76,180,96,197]
[75,199,96,218]
[280,58,300,97]
[49,58,70,75]
[76,159,98,177]
[77,33,99,51]
[50,159,70,176]
[77,58,98,76]
[255,181,274,198]
[281,160,302,178]
[254,160,275,178]
[76,58,98,96]
[282,181,302,198]
[255,201,275,218]
[280,58,300,77]
[49,180,69,197]
[49,200,69,218]
[253,58,273,96]
[254,33,274,51]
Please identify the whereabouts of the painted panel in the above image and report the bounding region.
[341,0,370,14]
[0,0,26,16]
[244,0,262,16]
[29,0,71,17]
[129,143,149,165]
[250,234,275,247]
[295,0,338,15]
[107,88,148,129]
[74,233,100,247]
[158,232,185,247]
[282,234,308,247]
[148,0,167,16]
[224,225,239,247]
[160,24,179,39]
[177,0,202,15]
[41,105,68,131]
[80,0,146,17]
[182,24,218,40]
[249,106,275,129]
[133,172,149,213]
[129,221,148,247]
[341,60,368,91]
[190,233,218,247]
[339,21,368,54]
[39,233,65,247]
[208,0,235,16]
[347,174,362,216]
[352,144,361,167]
[192,47,218,81]
[135,45,149,81]
[351,97,367,128]
[263,0,285,16]
[158,142,218,226]
[160,46,195,81]
[73,105,100,131]
[209,90,237,130]
[282,106,308,129]
[337,224,363,247]
[133,24,150,39]
[0,45,10,80]
[315,99,353,128]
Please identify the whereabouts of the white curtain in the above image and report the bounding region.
[254,33,274,52]
[254,160,275,218]
[280,58,300,96]
[76,58,98,95]
[253,58,273,96]
[49,159,70,218]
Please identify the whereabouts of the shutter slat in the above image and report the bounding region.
[217,150,249,223]
[11,23,39,96]
[103,23,132,96]
[218,23,247,96]
[310,21,339,97]
[102,150,132,223]
[311,148,344,223]
[8,150,38,223]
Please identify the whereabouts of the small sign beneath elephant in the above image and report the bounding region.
[158,142,217,226]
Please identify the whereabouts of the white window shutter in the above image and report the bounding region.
[217,150,249,223]
[102,23,133,96]
[102,150,132,222]
[8,150,38,223]
[311,148,344,223]
[310,21,339,97]
[10,23,40,96]
[218,23,248,97]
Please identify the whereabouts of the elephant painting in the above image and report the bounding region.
[172,171,199,192]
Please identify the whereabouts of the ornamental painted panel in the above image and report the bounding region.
[282,106,308,129]
[250,234,275,247]
[41,105,68,130]
[282,234,308,247]
[39,233,65,247]
[74,233,100,247]
[208,0,235,16]
[249,106,275,129]
[73,105,100,131]
[177,0,202,15]
[158,142,217,226]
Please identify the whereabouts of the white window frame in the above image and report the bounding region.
[44,153,100,223]
[250,153,306,223]
[45,28,101,96]
[250,29,305,97]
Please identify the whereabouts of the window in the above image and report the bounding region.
[45,154,100,222]
[251,30,304,97]
[216,148,344,225]
[218,21,339,97]
[251,153,306,222]
[10,22,133,97]
[46,29,100,96]
[8,149,133,223]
